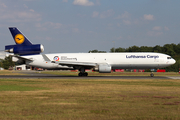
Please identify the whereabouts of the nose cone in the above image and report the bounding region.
[171,59,176,65]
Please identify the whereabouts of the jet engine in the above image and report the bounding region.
[93,63,112,73]
[5,44,44,55]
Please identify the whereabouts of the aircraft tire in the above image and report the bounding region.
[78,72,83,76]
[84,72,88,76]
[78,72,88,76]
[150,73,154,77]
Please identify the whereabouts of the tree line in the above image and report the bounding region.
[0,56,15,70]
[89,43,180,72]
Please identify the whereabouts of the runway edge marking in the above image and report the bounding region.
[167,77,180,79]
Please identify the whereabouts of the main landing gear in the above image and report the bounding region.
[150,72,154,77]
[78,67,88,76]
[78,72,88,76]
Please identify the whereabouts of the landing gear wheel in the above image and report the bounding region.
[150,73,154,77]
[78,72,83,76]
[78,72,88,76]
[84,72,88,76]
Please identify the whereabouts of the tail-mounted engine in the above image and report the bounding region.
[5,44,44,55]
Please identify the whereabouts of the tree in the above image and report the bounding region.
[163,44,176,56]
[153,45,162,53]
[88,50,106,53]
[0,59,3,68]
[127,46,140,52]
[2,56,15,70]
[139,46,153,52]
[115,47,126,52]
[110,48,115,52]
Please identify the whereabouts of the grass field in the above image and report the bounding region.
[0,78,180,119]
[0,70,25,75]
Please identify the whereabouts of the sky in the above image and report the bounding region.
[0,0,180,53]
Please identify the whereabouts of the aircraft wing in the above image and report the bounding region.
[42,54,96,67]
[53,61,96,67]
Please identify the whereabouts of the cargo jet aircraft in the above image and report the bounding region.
[5,27,176,77]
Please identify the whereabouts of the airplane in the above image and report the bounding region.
[5,27,176,77]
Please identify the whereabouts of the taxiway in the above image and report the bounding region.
[0,71,177,79]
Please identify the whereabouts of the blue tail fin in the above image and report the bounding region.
[5,27,44,55]
[9,27,32,45]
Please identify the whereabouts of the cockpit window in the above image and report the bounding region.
[167,57,172,59]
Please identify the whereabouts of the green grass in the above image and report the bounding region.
[0,78,180,119]
[0,84,45,91]
[0,70,26,75]
[0,79,47,91]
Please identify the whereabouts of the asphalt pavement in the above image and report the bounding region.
[0,70,177,79]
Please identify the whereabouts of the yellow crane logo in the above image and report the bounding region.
[15,34,25,44]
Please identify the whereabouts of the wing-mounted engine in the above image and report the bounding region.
[93,63,112,73]
[5,44,44,55]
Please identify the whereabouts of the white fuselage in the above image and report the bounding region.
[23,52,176,70]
